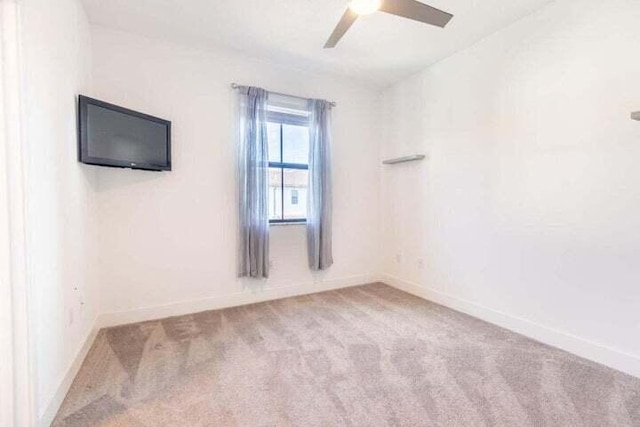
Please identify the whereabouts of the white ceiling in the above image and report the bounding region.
[81,0,553,88]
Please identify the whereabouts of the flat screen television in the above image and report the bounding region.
[78,95,171,171]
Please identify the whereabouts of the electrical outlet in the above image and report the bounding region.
[73,285,85,318]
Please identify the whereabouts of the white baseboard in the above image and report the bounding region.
[97,274,380,328]
[382,274,640,379]
[39,320,100,427]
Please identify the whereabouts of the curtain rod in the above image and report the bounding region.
[230,83,336,107]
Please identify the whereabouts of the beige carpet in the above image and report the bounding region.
[53,283,640,426]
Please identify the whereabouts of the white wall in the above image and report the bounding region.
[381,0,640,376]
[21,0,98,421]
[90,28,381,319]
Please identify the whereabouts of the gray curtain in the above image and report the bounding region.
[307,99,333,270]
[237,86,270,278]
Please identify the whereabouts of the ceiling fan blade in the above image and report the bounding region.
[324,8,359,48]
[380,0,453,28]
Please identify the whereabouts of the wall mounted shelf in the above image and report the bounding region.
[632,112,640,121]
[382,154,426,165]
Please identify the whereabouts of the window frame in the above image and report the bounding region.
[267,110,309,225]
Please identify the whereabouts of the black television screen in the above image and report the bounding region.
[78,95,171,171]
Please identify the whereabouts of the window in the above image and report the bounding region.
[267,98,309,223]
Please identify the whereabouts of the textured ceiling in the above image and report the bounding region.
[81,0,553,87]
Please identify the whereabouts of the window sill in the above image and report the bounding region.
[270,221,306,227]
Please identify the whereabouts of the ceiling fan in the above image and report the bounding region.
[324,0,454,48]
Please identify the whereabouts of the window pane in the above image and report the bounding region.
[268,168,282,220]
[282,124,309,164]
[267,122,281,163]
[283,168,308,220]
